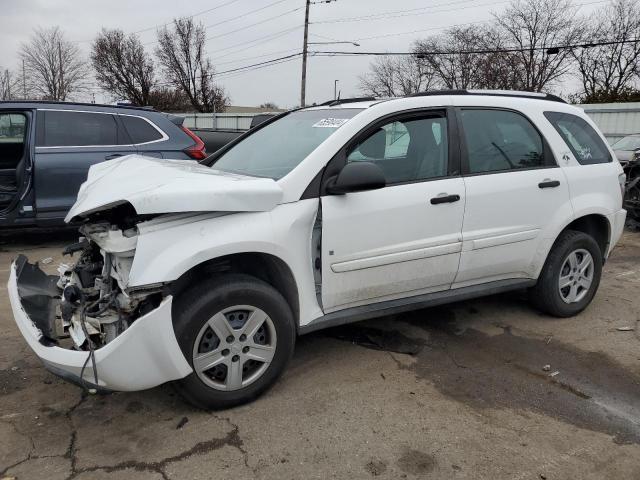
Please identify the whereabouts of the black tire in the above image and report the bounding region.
[530,230,603,317]
[172,274,296,410]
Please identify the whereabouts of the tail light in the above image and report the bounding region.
[619,173,627,208]
[180,126,207,160]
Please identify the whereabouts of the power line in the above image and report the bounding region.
[215,52,302,76]
[203,0,291,31]
[313,0,607,24]
[131,0,242,35]
[214,47,301,66]
[350,21,491,43]
[154,52,302,86]
[215,54,303,80]
[312,0,506,24]
[208,25,302,59]
[205,5,304,42]
[309,37,640,57]
[144,0,294,46]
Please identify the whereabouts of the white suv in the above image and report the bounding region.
[8,90,627,408]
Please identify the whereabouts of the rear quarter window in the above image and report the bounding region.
[544,111,611,165]
[120,115,164,144]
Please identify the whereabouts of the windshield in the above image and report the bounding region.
[211,108,363,179]
[612,135,640,151]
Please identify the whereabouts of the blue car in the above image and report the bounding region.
[0,101,206,227]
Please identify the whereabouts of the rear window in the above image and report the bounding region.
[36,110,120,147]
[121,115,164,144]
[544,112,611,165]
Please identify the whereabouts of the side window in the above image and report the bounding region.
[0,113,27,169]
[347,115,448,184]
[460,109,545,174]
[544,112,611,165]
[120,115,163,144]
[36,111,119,147]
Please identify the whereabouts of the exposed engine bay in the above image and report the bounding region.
[57,222,164,351]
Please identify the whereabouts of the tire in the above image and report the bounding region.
[530,230,603,317]
[172,274,296,410]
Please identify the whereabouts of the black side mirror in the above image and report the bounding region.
[326,161,386,195]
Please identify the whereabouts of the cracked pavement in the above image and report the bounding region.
[1,229,640,479]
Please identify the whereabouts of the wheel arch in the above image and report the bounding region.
[169,252,300,327]
[553,213,611,262]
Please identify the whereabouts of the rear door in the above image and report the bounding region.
[454,107,572,287]
[33,109,137,220]
[321,109,466,312]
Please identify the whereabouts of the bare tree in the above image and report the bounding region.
[259,102,279,109]
[416,25,521,90]
[19,26,87,100]
[92,29,155,106]
[0,69,20,100]
[359,53,439,97]
[494,0,583,92]
[572,0,640,102]
[147,87,192,112]
[156,18,228,112]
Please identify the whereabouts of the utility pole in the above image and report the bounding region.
[334,79,338,100]
[300,0,337,107]
[300,0,311,108]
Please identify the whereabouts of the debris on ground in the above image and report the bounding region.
[542,365,551,372]
[616,326,635,331]
[40,257,53,264]
[176,416,189,429]
[549,371,560,377]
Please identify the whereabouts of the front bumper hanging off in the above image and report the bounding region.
[8,255,192,392]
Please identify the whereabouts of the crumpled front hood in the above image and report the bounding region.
[65,155,284,222]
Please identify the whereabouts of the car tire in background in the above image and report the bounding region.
[173,274,296,410]
[529,230,603,317]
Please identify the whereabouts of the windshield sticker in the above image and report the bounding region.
[312,118,350,128]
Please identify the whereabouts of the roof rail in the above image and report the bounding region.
[317,96,377,107]
[0,99,160,111]
[408,89,567,104]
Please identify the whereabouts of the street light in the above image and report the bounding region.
[308,41,361,47]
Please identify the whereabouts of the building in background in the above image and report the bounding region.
[578,102,640,145]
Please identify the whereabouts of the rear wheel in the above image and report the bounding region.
[530,230,603,317]
[173,274,296,409]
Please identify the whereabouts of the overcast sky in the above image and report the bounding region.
[0,0,603,108]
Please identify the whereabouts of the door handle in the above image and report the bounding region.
[430,194,461,205]
[538,180,560,189]
[104,154,123,160]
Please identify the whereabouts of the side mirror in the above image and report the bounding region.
[326,161,386,195]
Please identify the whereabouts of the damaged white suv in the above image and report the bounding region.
[9,91,627,409]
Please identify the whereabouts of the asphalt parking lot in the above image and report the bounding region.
[0,229,639,480]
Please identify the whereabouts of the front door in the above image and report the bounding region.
[321,110,466,312]
[33,109,136,220]
[0,111,30,212]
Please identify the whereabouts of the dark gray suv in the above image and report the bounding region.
[0,101,206,227]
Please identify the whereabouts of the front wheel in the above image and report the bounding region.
[530,230,603,317]
[173,274,296,409]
